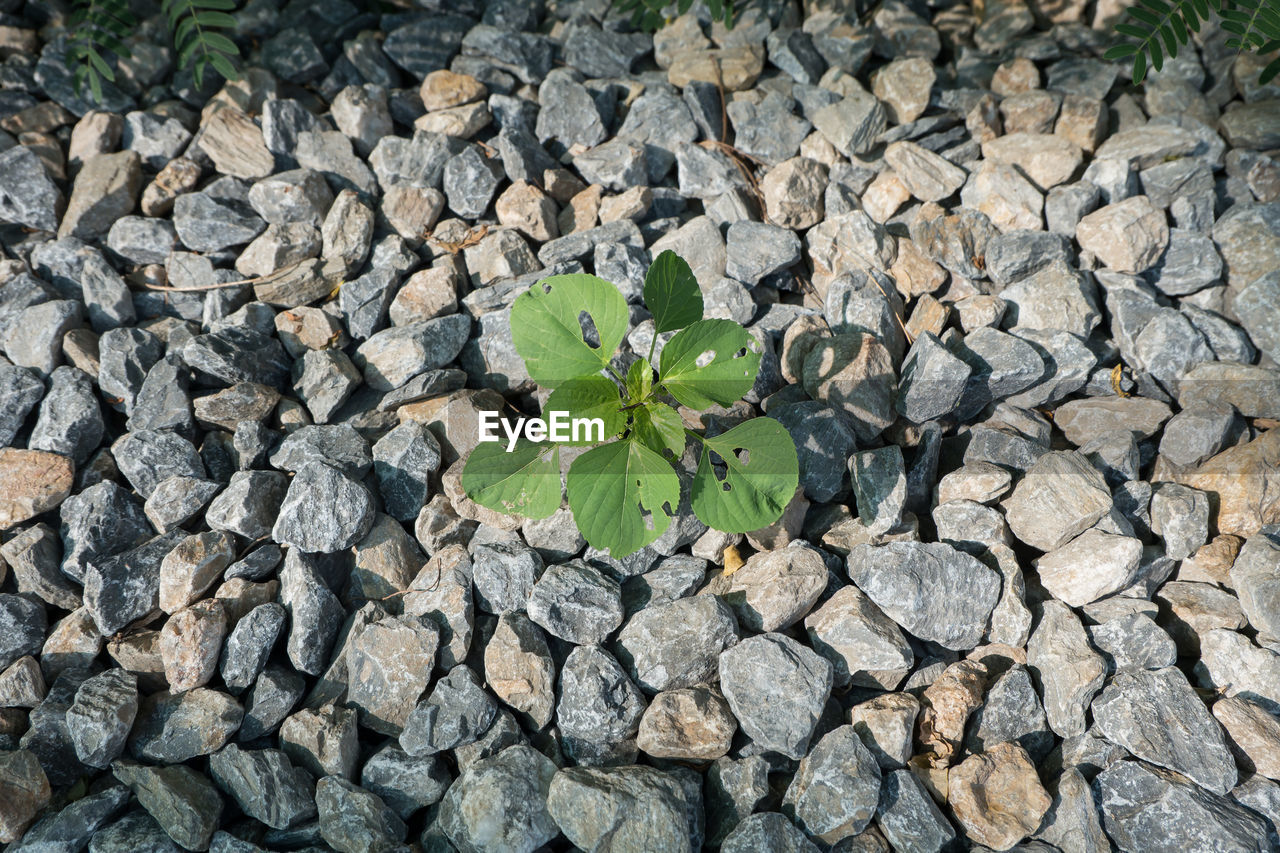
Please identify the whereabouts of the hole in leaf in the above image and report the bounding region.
[578,311,601,348]
[695,349,716,368]
[733,347,747,358]
[541,282,552,294]
[735,447,750,466]
[722,482,732,491]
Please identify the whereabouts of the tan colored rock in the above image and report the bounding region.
[420,70,488,112]
[1175,534,1242,586]
[1003,451,1112,552]
[667,45,765,91]
[382,185,445,242]
[862,170,911,223]
[599,186,653,224]
[496,181,558,241]
[485,612,556,729]
[947,742,1051,850]
[1076,195,1170,274]
[213,578,279,625]
[0,449,74,530]
[1035,529,1144,606]
[1053,396,1173,444]
[106,628,167,692]
[701,541,828,633]
[42,608,104,681]
[637,687,736,760]
[904,294,950,340]
[390,267,459,325]
[966,93,1003,143]
[414,101,491,138]
[349,513,423,606]
[1172,429,1280,538]
[761,156,827,229]
[1056,94,1106,152]
[850,692,919,768]
[981,132,1083,190]
[885,141,967,202]
[58,150,142,240]
[918,659,987,766]
[159,599,228,693]
[557,184,602,235]
[68,110,122,169]
[0,750,50,843]
[0,656,45,708]
[543,168,587,204]
[280,703,359,780]
[159,531,237,614]
[960,160,1043,232]
[1214,695,1280,780]
[199,105,274,179]
[937,462,1012,505]
[890,238,947,298]
[990,57,1040,95]
[400,388,505,467]
[274,307,346,356]
[872,57,936,124]
[1000,91,1060,135]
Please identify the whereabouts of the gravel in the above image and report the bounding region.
[0,1,1275,850]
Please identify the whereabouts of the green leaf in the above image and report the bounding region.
[208,50,240,81]
[462,440,561,520]
[1133,49,1148,83]
[567,438,680,557]
[644,250,703,334]
[510,274,630,388]
[691,418,799,534]
[659,319,761,410]
[199,31,240,54]
[1261,54,1280,84]
[1105,43,1139,58]
[195,10,238,27]
[632,402,686,461]
[625,357,652,405]
[544,375,626,446]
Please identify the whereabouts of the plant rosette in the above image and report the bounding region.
[461,250,800,558]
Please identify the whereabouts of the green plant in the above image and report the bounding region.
[1106,0,1280,84]
[69,0,241,102]
[462,251,800,558]
[612,0,737,31]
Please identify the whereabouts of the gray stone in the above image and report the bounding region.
[805,586,912,690]
[770,402,857,503]
[875,769,956,853]
[315,777,406,853]
[400,665,496,756]
[719,632,832,759]
[535,69,607,151]
[700,541,827,634]
[1089,612,1178,671]
[112,430,204,499]
[616,595,740,694]
[273,461,375,553]
[725,221,802,286]
[355,315,471,391]
[812,91,886,157]
[205,471,288,541]
[471,540,545,615]
[4,300,82,379]
[1028,600,1107,738]
[527,559,623,644]
[1093,760,1269,852]
[219,603,286,692]
[279,549,345,676]
[782,724,881,844]
[897,332,971,423]
[950,327,1045,419]
[439,745,558,853]
[727,91,811,166]
[28,367,102,465]
[547,765,693,853]
[557,645,646,762]
[1230,529,1280,639]
[850,446,906,536]
[111,761,222,852]
[0,145,61,231]
[1004,450,1112,551]
[846,541,999,650]
[722,813,819,853]
[1235,271,1280,365]
[64,669,138,769]
[360,745,450,819]
[83,531,183,637]
[208,744,315,830]
[965,664,1054,762]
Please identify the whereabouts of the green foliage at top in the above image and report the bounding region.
[1106,0,1280,85]
[69,0,241,102]
[612,0,737,31]
[461,251,800,558]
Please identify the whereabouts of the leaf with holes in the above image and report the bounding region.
[644,249,703,333]
[511,274,630,388]
[691,418,799,533]
[567,438,680,557]
[659,319,761,409]
[632,400,686,461]
[462,440,562,520]
[544,375,626,446]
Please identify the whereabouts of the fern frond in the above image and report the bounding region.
[162,0,242,85]
[1109,0,1209,82]
[67,0,136,101]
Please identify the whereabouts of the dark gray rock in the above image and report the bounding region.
[83,531,184,637]
[846,541,1000,650]
[547,764,693,853]
[782,724,882,841]
[718,633,833,759]
[439,745,558,852]
[876,769,956,852]
[273,461,376,553]
[112,430,205,499]
[0,365,44,448]
[239,667,305,741]
[1093,760,1270,853]
[360,745,450,819]
[0,594,46,673]
[372,421,440,522]
[183,327,292,389]
[269,424,372,478]
[616,595,740,694]
[28,367,102,465]
[65,669,138,769]
[0,145,61,232]
[315,776,406,853]
[219,603,286,692]
[173,192,266,253]
[279,549,345,676]
[471,540,545,615]
[400,665,497,756]
[58,480,152,583]
[770,402,857,503]
[381,13,471,76]
[205,470,288,540]
[556,645,646,764]
[111,761,223,852]
[527,559,624,644]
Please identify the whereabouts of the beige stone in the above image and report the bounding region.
[485,612,556,728]
[700,542,827,633]
[382,185,445,242]
[990,57,1040,95]
[199,105,274,179]
[981,132,1083,190]
[1172,429,1280,538]
[0,750,50,843]
[159,531,237,614]
[884,141,968,202]
[599,186,653,224]
[496,181,559,241]
[761,156,828,229]
[947,742,1051,849]
[918,659,987,766]
[0,449,74,531]
[159,599,228,693]
[414,101,491,138]
[637,688,736,760]
[1076,195,1170,274]
[420,70,488,111]
[890,238,947,298]
[1056,94,1107,152]
[904,294,950,340]
[275,307,347,356]
[390,267,459,325]
[862,170,911,222]
[666,45,765,91]
[872,57,936,124]
[1000,90,1061,135]
[558,184,602,235]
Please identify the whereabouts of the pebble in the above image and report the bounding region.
[547,765,694,853]
[616,595,740,694]
[718,632,832,759]
[438,745,557,852]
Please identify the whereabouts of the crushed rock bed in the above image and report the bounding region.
[0,0,1279,850]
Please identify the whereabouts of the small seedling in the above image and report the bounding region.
[462,251,800,558]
